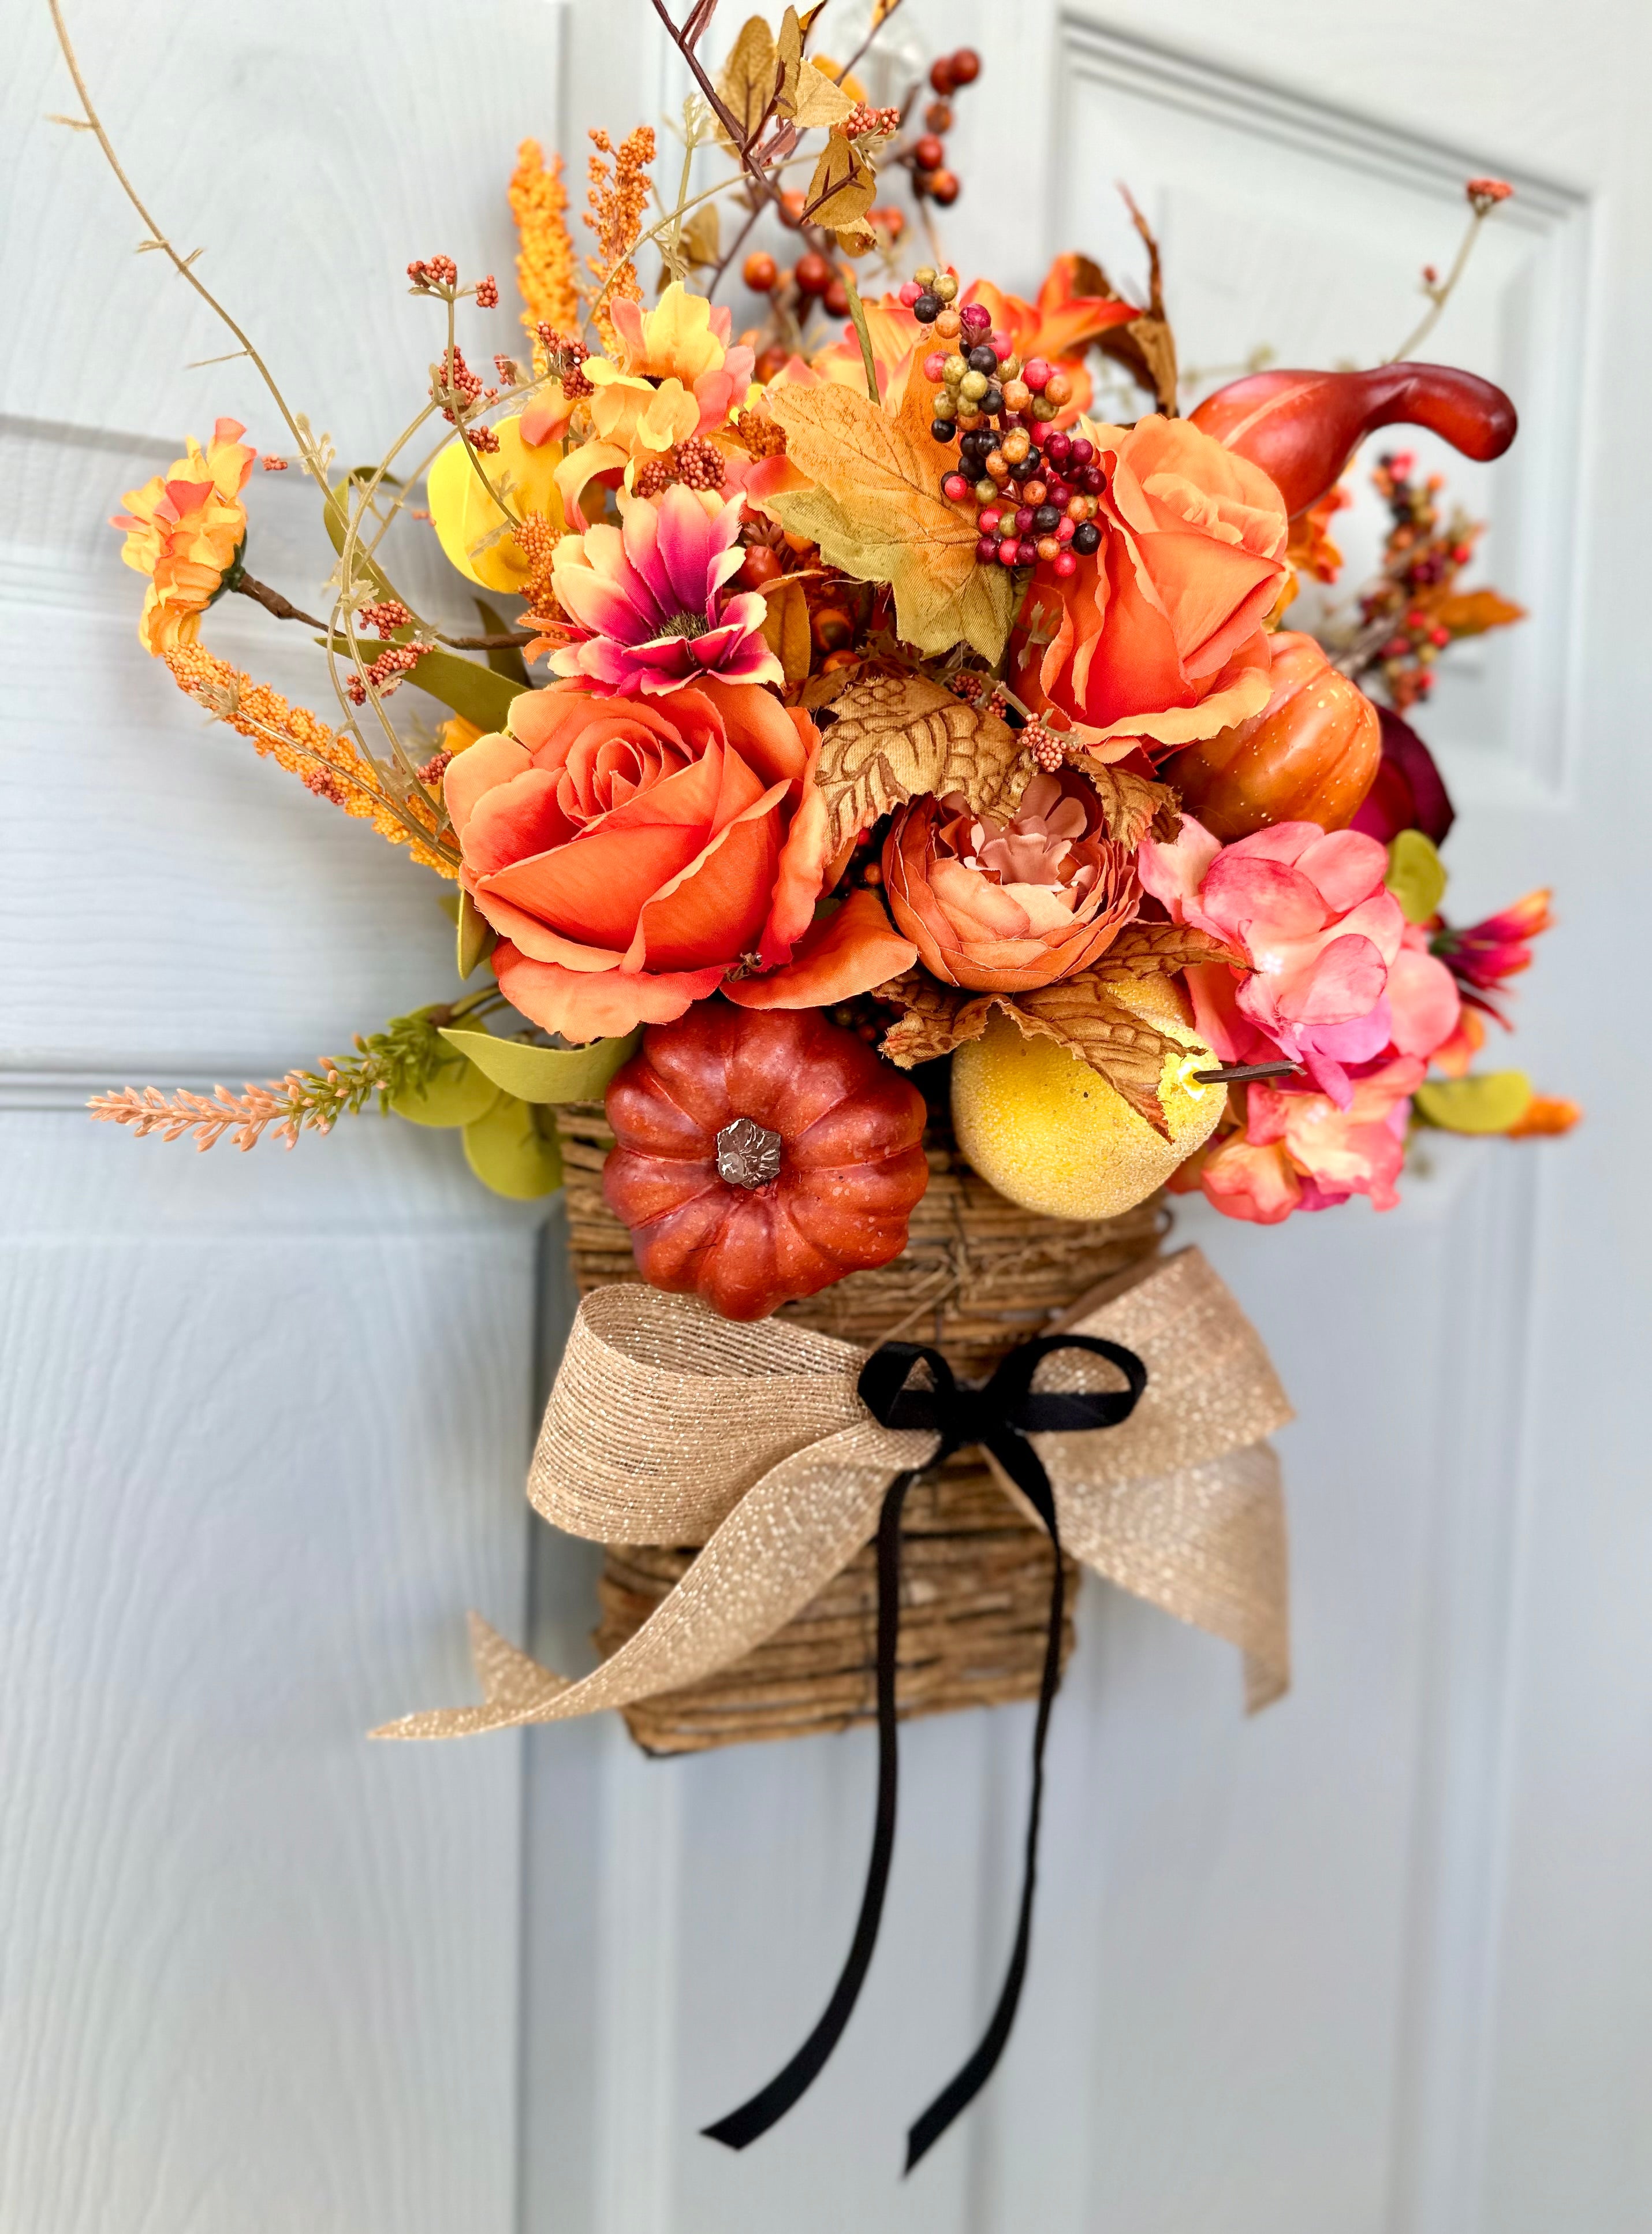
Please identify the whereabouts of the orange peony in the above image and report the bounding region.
[111,417,256,654]
[1009,414,1289,755]
[445,680,833,1042]
[881,771,1140,992]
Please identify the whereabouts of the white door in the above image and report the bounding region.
[5,5,1646,2232]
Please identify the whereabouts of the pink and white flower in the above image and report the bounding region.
[549,486,781,698]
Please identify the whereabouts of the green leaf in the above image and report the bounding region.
[439,1025,640,1103]
[463,1094,564,1198]
[1414,1071,1534,1134]
[1386,829,1448,925]
[475,597,531,688]
[438,891,461,926]
[456,890,497,979]
[318,635,525,734]
[389,1053,501,1129]
[404,646,524,732]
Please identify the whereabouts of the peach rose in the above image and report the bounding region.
[446,679,831,1042]
[1008,415,1289,754]
[881,770,1140,992]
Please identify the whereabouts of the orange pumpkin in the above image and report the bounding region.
[1160,632,1380,840]
[603,1003,930,1321]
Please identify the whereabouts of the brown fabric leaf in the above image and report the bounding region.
[1078,760,1177,848]
[813,668,1030,851]
[1073,192,1180,415]
[804,132,877,236]
[1013,973,1183,1140]
[716,15,781,148]
[759,576,812,684]
[1092,921,1243,982]
[870,971,991,1067]
[1430,587,1527,638]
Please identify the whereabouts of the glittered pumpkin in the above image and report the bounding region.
[1160,631,1379,841]
[603,1003,930,1321]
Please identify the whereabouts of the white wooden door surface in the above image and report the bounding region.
[5,5,1648,2232]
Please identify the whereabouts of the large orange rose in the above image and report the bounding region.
[446,679,832,1041]
[1009,415,1289,755]
[881,771,1140,992]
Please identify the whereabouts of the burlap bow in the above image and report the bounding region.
[376,1246,1293,1741]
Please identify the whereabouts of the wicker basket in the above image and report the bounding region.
[556,1103,1165,1755]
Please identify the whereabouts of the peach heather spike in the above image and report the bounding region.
[1189,363,1517,518]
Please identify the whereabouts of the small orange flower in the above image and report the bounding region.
[111,418,255,654]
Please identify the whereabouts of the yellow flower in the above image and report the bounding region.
[609,280,733,385]
[111,417,255,654]
[427,415,568,593]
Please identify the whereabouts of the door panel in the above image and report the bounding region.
[8,5,1648,2232]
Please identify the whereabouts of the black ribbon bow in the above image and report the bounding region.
[703,1329,1148,2172]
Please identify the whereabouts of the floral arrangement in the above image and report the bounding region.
[53,0,1582,2166]
[69,6,1573,1312]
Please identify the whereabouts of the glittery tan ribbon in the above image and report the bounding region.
[375,1247,1293,1741]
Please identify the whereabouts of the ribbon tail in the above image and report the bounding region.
[907,1427,1068,2172]
[372,1416,934,1740]
[703,1469,917,2151]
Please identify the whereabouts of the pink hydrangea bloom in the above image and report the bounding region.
[1196,1055,1426,1223]
[550,486,781,697]
[1138,816,1459,1105]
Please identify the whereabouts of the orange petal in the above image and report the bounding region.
[493,948,725,1040]
[725,889,918,1010]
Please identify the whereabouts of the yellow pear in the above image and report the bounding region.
[950,975,1228,1222]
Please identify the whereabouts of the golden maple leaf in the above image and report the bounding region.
[758,377,1015,661]
[1430,587,1526,638]
[813,668,1029,851]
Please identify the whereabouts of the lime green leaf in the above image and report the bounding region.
[1415,1071,1534,1134]
[438,891,461,926]
[456,891,496,978]
[439,1025,640,1103]
[389,1054,501,1129]
[463,1093,564,1198]
[323,468,400,597]
[1386,829,1448,925]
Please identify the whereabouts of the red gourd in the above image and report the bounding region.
[1161,632,1380,839]
[603,1003,930,1322]
[1189,362,1517,518]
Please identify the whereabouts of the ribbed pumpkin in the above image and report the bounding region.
[1160,632,1380,840]
[603,1003,930,1321]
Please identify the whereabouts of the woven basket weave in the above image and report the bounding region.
[555,1103,1165,1755]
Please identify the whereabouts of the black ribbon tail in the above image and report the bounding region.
[905,1431,1066,2173]
[702,1467,916,2151]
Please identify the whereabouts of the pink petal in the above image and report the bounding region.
[1201,853,1328,945]
[1386,941,1461,1056]
[1295,828,1388,914]
[1136,816,1221,922]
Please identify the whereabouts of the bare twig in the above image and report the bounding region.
[230,574,327,631]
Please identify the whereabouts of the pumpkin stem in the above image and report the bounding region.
[716,1117,783,1189]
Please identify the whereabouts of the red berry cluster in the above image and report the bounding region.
[1361,450,1478,709]
[898,291,1103,573]
[912,47,980,207]
[356,600,413,638]
[407,254,458,291]
[842,102,901,140]
[744,245,852,321]
[345,641,423,705]
[534,325,594,400]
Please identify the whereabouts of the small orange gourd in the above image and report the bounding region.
[1161,632,1380,840]
[603,1003,930,1321]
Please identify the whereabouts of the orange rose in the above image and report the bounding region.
[446,679,831,1041]
[881,771,1140,992]
[1009,415,1289,754]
